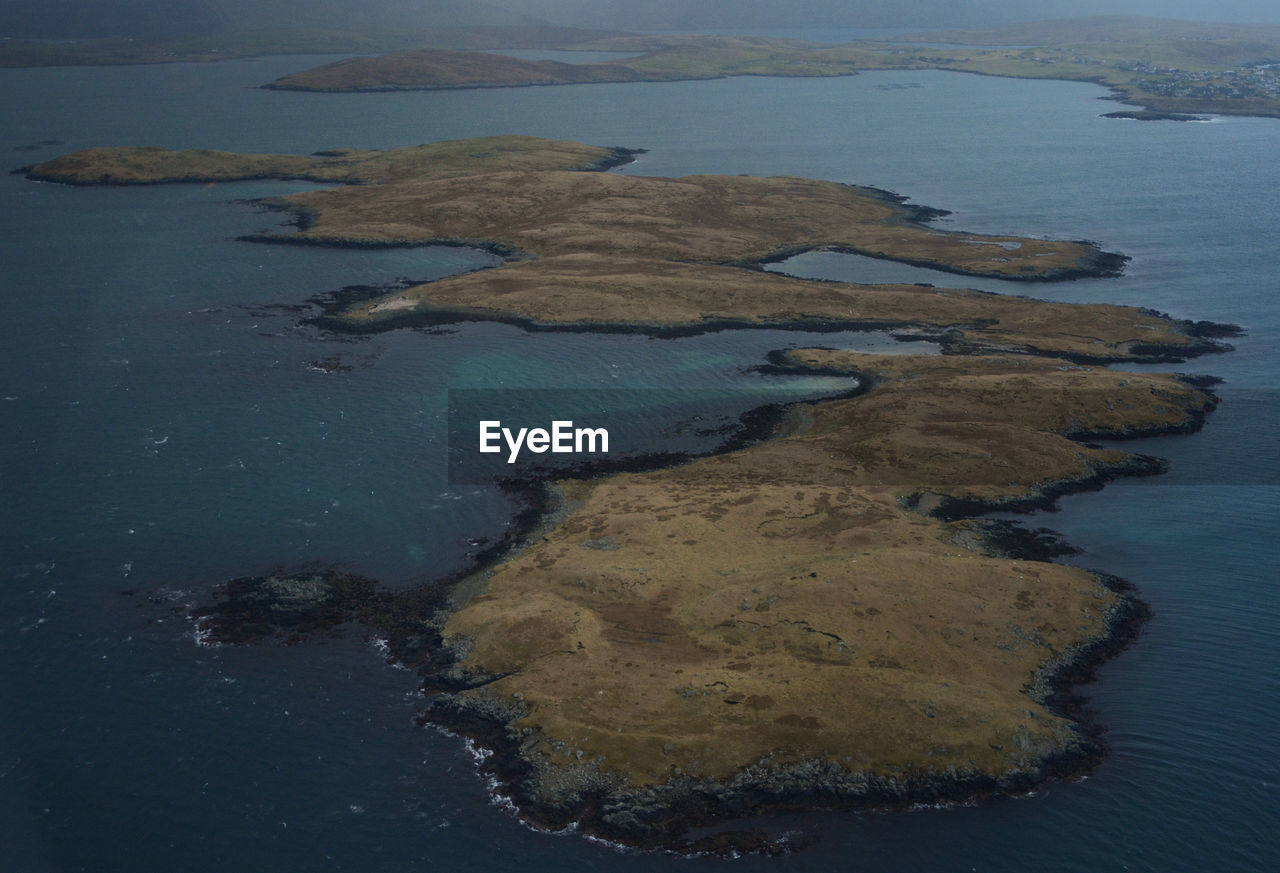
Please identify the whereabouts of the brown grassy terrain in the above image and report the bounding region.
[20,135,627,185]
[25,137,1193,364]
[354,253,1198,361]
[435,352,1215,838]
[275,169,1105,278]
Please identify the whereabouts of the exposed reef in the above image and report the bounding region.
[1101,110,1210,121]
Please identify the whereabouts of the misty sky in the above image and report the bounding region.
[500,1,1280,29]
[5,0,1280,41]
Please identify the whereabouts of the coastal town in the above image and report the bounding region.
[1114,58,1280,99]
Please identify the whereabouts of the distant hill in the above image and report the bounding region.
[10,3,1280,41]
[892,14,1280,46]
[0,0,546,40]
[493,0,976,30]
[462,2,1280,31]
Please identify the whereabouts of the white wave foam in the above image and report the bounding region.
[369,636,410,670]
[189,615,223,648]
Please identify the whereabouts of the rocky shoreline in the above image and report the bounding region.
[417,575,1146,854]
[184,332,1228,854]
[407,363,1215,852]
[1101,110,1211,122]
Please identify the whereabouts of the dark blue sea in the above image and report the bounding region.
[1,55,1277,872]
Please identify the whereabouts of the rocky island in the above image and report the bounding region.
[23,135,1235,851]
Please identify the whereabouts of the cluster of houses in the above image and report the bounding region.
[1117,58,1280,100]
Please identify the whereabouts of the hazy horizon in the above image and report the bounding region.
[6,0,1280,41]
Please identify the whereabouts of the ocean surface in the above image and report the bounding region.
[1,56,1277,873]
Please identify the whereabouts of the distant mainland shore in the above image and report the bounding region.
[6,17,1280,120]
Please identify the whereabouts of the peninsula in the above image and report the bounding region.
[24,136,1234,851]
[21,136,1215,361]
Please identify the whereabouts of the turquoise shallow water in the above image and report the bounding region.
[2,57,1278,872]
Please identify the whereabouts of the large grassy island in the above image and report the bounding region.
[22,135,1235,851]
